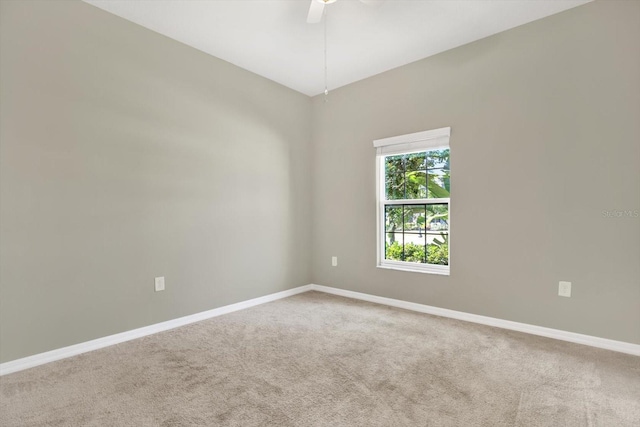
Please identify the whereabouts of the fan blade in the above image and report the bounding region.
[307,0,325,24]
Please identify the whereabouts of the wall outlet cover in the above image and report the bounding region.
[559,281,571,297]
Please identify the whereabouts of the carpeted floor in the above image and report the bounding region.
[1,291,639,426]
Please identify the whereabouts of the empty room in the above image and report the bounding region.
[1,0,639,425]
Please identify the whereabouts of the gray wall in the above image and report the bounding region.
[0,0,312,362]
[311,0,640,344]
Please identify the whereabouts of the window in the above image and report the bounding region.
[374,127,450,275]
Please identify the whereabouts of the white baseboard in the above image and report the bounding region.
[2,282,637,376]
[0,285,314,376]
[307,284,640,357]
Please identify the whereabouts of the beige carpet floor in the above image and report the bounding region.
[1,291,639,426]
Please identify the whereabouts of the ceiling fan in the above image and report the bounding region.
[307,0,384,24]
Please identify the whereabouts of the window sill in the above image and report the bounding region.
[377,262,450,276]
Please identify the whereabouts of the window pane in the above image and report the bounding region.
[404,153,427,199]
[427,169,450,198]
[385,206,403,233]
[426,204,449,231]
[427,149,450,198]
[405,152,426,170]
[385,233,403,261]
[427,233,448,265]
[385,155,405,175]
[404,240,426,264]
[403,205,426,233]
[385,173,405,200]
[405,170,427,199]
[427,149,449,170]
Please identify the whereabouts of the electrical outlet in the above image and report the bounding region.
[331,256,338,267]
[558,281,571,297]
[155,276,165,292]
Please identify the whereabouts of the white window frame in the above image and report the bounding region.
[374,127,451,275]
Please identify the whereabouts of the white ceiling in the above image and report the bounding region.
[83,0,591,97]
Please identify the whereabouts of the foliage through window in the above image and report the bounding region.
[374,128,450,275]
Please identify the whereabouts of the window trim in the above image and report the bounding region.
[374,127,451,275]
